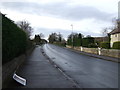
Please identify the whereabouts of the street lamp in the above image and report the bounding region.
[71,24,73,47]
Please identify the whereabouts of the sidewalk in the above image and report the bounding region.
[64,47,119,63]
[6,46,76,88]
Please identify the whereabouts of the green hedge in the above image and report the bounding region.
[112,41,120,49]
[53,42,66,47]
[2,14,27,64]
[88,43,98,48]
[100,42,110,49]
[82,37,95,47]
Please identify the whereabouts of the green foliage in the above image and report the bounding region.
[100,42,110,49]
[48,32,65,46]
[2,14,27,64]
[54,42,66,47]
[82,37,95,47]
[26,39,34,49]
[67,33,82,46]
[112,41,120,49]
[67,39,72,45]
[48,33,58,43]
[34,35,41,45]
[88,43,98,48]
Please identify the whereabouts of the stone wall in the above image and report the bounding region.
[101,49,120,58]
[66,45,120,59]
[2,46,35,88]
[82,48,98,55]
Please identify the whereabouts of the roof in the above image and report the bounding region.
[109,29,120,35]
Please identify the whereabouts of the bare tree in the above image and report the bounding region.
[17,20,33,38]
[101,28,108,37]
[39,33,44,39]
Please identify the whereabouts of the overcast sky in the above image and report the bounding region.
[0,0,119,40]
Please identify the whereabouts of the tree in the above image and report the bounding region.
[16,20,33,38]
[86,35,91,37]
[39,33,44,39]
[48,33,58,43]
[48,32,65,46]
[67,33,82,46]
[34,35,41,45]
[82,37,95,47]
[101,28,108,37]
[67,34,72,45]
[58,32,62,42]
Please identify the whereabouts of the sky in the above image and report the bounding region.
[0,0,119,40]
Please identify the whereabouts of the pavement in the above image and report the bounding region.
[43,44,119,88]
[5,46,77,88]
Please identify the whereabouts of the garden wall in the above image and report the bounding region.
[66,45,120,59]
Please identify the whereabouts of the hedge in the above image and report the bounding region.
[100,42,110,49]
[112,41,120,49]
[88,43,98,48]
[2,14,27,64]
[82,37,95,47]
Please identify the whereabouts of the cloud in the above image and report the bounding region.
[0,2,114,21]
[31,27,101,40]
[0,1,116,39]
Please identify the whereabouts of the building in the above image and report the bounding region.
[109,29,120,47]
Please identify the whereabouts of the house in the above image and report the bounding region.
[109,28,120,47]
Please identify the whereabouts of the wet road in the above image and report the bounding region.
[43,44,119,88]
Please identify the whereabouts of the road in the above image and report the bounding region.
[43,44,119,88]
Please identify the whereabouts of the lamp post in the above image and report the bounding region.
[71,24,73,47]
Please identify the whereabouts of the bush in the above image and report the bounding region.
[54,42,66,47]
[2,14,27,64]
[100,42,110,49]
[82,37,95,47]
[88,43,98,48]
[112,41,120,49]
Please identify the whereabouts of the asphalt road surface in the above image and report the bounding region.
[43,44,119,88]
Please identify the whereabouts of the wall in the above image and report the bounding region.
[66,45,120,59]
[101,49,120,58]
[2,47,35,88]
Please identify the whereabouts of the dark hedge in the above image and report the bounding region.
[112,41,120,49]
[2,14,27,64]
[100,42,110,49]
[82,37,95,47]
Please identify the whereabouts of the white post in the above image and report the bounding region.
[98,47,101,55]
[81,46,83,51]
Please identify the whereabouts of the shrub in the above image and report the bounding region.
[88,43,98,48]
[100,42,110,49]
[112,41,120,49]
[82,37,95,47]
[2,14,27,64]
[54,42,66,47]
